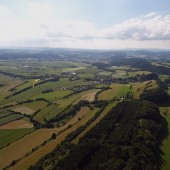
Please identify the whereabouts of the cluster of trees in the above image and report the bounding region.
[140,87,170,105]
[137,73,158,81]
[52,100,166,170]
[64,86,94,98]
[42,89,53,94]
[35,98,51,104]
[110,58,170,75]
[36,76,59,86]
[0,83,5,87]
[92,57,170,76]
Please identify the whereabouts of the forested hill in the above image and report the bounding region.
[54,101,166,170]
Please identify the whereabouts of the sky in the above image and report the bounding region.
[0,0,170,49]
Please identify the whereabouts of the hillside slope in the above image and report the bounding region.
[46,100,166,170]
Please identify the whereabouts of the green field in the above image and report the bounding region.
[127,70,151,77]
[98,71,112,76]
[98,84,130,100]
[117,85,131,96]
[6,78,91,102]
[34,89,96,124]
[63,66,85,72]
[23,101,48,111]
[32,90,71,101]
[0,128,34,149]
[34,104,59,124]
[112,69,127,78]
[76,66,102,74]
[159,75,169,82]
[0,114,23,126]
[0,111,12,119]
[131,80,158,99]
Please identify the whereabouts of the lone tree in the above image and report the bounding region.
[51,133,56,140]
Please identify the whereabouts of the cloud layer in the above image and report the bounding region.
[102,13,170,41]
[0,3,170,49]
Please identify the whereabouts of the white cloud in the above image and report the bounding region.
[27,2,54,20]
[101,13,170,41]
[144,12,157,18]
[0,6,15,20]
[0,5,170,49]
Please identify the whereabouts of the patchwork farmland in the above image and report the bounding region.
[0,49,170,170]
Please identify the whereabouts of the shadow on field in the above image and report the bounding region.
[157,115,169,169]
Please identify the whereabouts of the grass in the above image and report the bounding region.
[0,118,33,129]
[74,89,99,104]
[11,107,98,170]
[160,112,170,170]
[117,85,131,96]
[40,90,98,123]
[76,66,102,74]
[127,70,151,77]
[112,70,127,78]
[98,81,157,101]
[131,80,158,99]
[15,79,35,91]
[98,71,112,76]
[0,75,23,100]
[62,66,85,72]
[8,78,91,102]
[98,84,130,100]
[33,90,87,124]
[98,84,121,100]
[109,65,131,70]
[23,101,48,111]
[0,111,12,119]
[33,104,58,124]
[152,62,170,68]
[0,128,34,149]
[0,106,96,169]
[79,73,94,78]
[0,114,23,126]
[159,75,169,82]
[0,128,57,169]
[12,106,35,115]
[32,90,71,101]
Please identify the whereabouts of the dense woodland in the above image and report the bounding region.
[140,87,170,105]
[31,100,167,170]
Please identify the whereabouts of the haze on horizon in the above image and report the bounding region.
[0,0,170,50]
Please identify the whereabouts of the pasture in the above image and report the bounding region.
[98,84,130,100]
[12,106,35,115]
[131,80,158,99]
[0,128,34,149]
[0,118,33,129]
[0,114,23,126]
[10,107,98,170]
[0,106,94,169]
